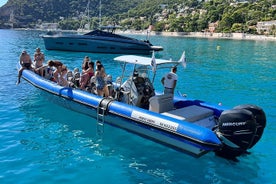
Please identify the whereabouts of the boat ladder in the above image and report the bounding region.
[96,105,106,136]
[96,97,114,137]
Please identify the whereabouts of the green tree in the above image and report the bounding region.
[217,12,234,32]
[59,19,80,30]
[270,24,276,36]
[132,19,143,30]
[154,21,166,32]
[231,23,243,32]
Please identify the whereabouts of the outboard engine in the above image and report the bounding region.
[215,105,266,159]
[234,104,266,148]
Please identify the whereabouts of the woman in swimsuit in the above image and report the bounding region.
[95,64,109,97]
[58,65,69,87]
[47,60,64,82]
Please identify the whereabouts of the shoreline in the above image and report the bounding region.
[119,30,276,42]
[12,28,276,42]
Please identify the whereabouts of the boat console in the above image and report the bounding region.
[118,72,155,109]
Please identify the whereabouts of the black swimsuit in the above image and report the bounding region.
[23,63,31,69]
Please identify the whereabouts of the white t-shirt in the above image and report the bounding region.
[163,72,177,88]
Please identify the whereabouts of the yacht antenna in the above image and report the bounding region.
[78,0,91,32]
[99,0,102,27]
[87,0,90,29]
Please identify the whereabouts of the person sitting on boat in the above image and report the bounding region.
[58,65,69,87]
[95,64,109,97]
[73,68,81,87]
[79,61,94,90]
[33,47,45,76]
[17,50,33,85]
[82,56,90,72]
[44,66,55,81]
[47,60,64,83]
[161,66,178,95]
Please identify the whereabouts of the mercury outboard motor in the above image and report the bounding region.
[215,105,266,159]
[233,104,266,148]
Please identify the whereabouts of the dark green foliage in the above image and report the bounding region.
[0,0,275,34]
[0,0,145,28]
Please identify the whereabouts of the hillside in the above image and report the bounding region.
[0,0,276,34]
[0,0,146,28]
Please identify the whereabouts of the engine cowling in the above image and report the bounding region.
[215,108,258,159]
[233,104,266,148]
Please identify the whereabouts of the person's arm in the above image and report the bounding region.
[95,71,99,77]
[103,71,107,77]
[82,61,88,69]
[102,68,107,77]
[19,55,23,65]
[82,67,91,74]
[29,55,32,65]
[172,73,178,92]
[172,80,177,92]
[42,53,45,62]
[161,77,165,85]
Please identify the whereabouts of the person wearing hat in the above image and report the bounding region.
[16,50,33,85]
[33,48,45,76]
[161,66,178,95]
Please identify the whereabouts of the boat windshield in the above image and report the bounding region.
[84,29,136,41]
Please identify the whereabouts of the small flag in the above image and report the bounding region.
[179,51,187,68]
[151,51,156,72]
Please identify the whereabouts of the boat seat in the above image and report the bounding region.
[149,94,174,113]
[162,105,214,122]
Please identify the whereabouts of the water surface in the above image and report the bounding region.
[0,29,275,184]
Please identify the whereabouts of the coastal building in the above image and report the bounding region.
[36,23,59,30]
[256,20,276,34]
[208,21,218,33]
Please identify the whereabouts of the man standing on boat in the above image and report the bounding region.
[33,48,45,76]
[161,66,178,95]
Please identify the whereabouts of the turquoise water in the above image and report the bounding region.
[0,29,275,184]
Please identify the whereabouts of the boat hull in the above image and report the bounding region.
[44,93,215,157]
[20,68,222,157]
[42,34,161,55]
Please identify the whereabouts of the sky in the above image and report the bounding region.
[0,0,8,7]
